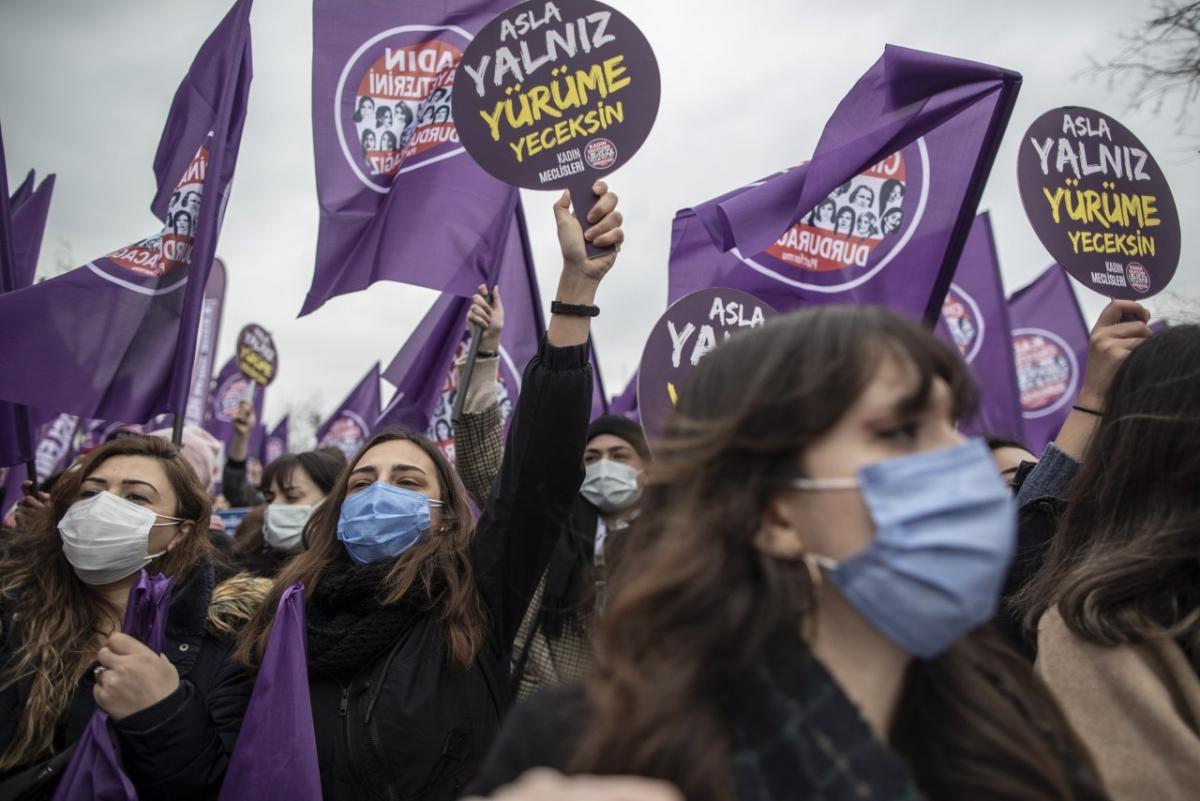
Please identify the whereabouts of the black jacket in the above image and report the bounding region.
[0,560,252,800]
[307,339,592,801]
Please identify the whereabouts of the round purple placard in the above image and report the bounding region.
[1017,106,1180,300]
[451,0,660,191]
[637,288,777,447]
[237,323,278,386]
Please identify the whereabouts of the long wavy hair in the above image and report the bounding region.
[235,428,488,670]
[1017,324,1200,647]
[0,435,212,770]
[574,306,1101,801]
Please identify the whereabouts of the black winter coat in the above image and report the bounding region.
[306,339,592,801]
[0,560,252,800]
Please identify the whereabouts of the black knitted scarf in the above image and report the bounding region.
[305,560,416,680]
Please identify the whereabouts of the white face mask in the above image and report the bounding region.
[580,459,642,514]
[58,491,179,586]
[263,503,316,553]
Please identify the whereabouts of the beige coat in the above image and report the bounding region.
[1037,607,1200,801]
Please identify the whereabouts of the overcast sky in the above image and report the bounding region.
[2,0,1196,444]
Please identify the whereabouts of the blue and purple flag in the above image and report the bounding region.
[0,0,252,424]
[302,0,518,315]
[261,415,289,466]
[1007,265,1090,454]
[935,213,1024,439]
[318,363,381,459]
[669,45,1020,324]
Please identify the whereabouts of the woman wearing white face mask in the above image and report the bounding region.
[471,306,1107,801]
[233,449,343,578]
[509,415,649,701]
[0,435,255,799]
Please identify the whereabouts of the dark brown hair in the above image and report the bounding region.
[235,428,488,669]
[575,306,1099,801]
[233,450,343,559]
[1018,324,1200,647]
[0,435,211,769]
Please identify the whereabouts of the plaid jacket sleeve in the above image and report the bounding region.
[455,402,504,508]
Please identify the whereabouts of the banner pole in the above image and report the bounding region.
[171,411,184,447]
[451,190,520,425]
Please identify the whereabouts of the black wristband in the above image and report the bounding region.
[551,300,600,317]
[475,349,498,358]
[1072,404,1103,416]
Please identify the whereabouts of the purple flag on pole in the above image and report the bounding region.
[185,258,228,427]
[203,356,266,451]
[217,583,320,801]
[610,371,639,422]
[318,363,381,459]
[0,0,252,424]
[261,415,289,466]
[1,412,79,524]
[302,0,518,315]
[934,213,1024,439]
[1007,265,1090,454]
[9,171,55,290]
[669,45,1020,324]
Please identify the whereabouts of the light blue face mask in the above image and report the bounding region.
[793,438,1016,659]
[336,481,444,565]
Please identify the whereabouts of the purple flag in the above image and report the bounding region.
[52,572,173,801]
[588,339,610,421]
[934,213,1024,439]
[0,0,252,424]
[9,171,55,290]
[261,415,289,466]
[0,127,56,469]
[203,356,266,451]
[669,45,1020,324]
[1007,265,1090,454]
[610,371,639,422]
[218,583,320,801]
[1,412,79,524]
[185,258,228,427]
[318,363,381,459]
[302,0,519,315]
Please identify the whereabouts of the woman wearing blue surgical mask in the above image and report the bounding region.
[235,183,624,801]
[0,435,256,799]
[471,306,1106,801]
[233,449,343,578]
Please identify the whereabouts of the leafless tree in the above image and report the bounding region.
[1088,1,1200,134]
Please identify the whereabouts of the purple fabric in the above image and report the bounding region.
[203,356,266,453]
[52,572,173,801]
[588,339,609,421]
[1007,265,1090,454]
[0,0,252,424]
[218,583,319,801]
[9,171,55,290]
[185,259,228,427]
[302,0,519,315]
[609,371,639,422]
[934,213,1024,439]
[0,412,79,522]
[669,45,1020,324]
[318,363,381,460]
[261,415,289,466]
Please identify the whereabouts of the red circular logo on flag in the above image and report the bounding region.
[941,283,985,364]
[337,27,473,190]
[1013,328,1079,419]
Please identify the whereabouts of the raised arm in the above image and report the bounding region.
[471,182,623,649]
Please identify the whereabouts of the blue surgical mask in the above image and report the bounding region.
[336,481,444,565]
[793,439,1016,659]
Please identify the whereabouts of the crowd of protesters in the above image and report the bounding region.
[1,186,1197,801]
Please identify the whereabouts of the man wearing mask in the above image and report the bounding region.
[511,413,649,699]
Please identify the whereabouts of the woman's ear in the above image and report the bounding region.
[752,494,806,560]
[165,520,196,552]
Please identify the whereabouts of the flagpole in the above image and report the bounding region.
[452,189,521,424]
[0,120,38,488]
